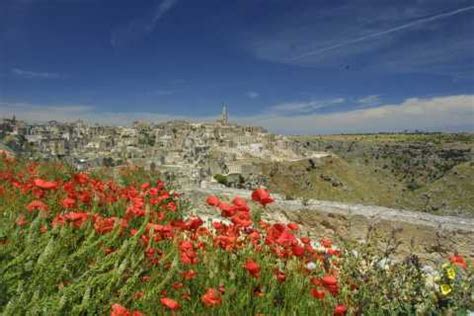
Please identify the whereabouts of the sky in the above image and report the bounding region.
[0,0,473,134]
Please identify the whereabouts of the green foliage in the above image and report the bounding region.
[214,174,228,186]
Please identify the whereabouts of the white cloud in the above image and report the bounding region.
[1,95,473,134]
[243,95,474,134]
[11,68,60,79]
[268,98,345,115]
[245,91,260,99]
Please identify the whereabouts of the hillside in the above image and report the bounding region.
[260,155,402,206]
[261,133,474,216]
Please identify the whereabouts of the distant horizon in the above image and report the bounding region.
[3,104,473,136]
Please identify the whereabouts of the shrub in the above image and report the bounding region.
[214,174,228,186]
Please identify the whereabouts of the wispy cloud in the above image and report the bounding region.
[246,1,474,77]
[268,98,345,115]
[290,5,474,61]
[245,91,260,99]
[2,95,472,134]
[151,0,178,24]
[357,95,381,107]
[11,68,60,79]
[111,0,179,47]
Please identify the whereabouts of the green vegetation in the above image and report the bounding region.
[0,157,472,314]
[214,173,228,186]
[266,133,474,216]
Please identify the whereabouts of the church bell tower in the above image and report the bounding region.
[221,104,228,125]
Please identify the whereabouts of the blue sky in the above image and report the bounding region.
[1,0,473,133]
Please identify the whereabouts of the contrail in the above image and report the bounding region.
[290,5,474,61]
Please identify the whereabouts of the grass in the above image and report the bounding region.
[0,156,473,315]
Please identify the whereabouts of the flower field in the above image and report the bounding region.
[0,156,472,315]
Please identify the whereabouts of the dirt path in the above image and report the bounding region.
[183,187,474,263]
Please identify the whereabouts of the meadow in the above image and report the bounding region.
[0,155,472,315]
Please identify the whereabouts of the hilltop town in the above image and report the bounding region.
[0,107,325,189]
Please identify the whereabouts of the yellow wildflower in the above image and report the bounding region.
[446,267,456,280]
[440,284,452,296]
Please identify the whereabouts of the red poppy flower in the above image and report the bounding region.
[292,244,305,257]
[179,240,199,264]
[110,304,144,316]
[172,282,184,290]
[310,288,326,300]
[251,188,274,207]
[145,247,162,265]
[16,214,28,226]
[275,230,297,246]
[218,202,236,217]
[244,259,261,278]
[185,217,204,231]
[321,275,339,296]
[206,195,220,207]
[215,235,237,251]
[320,238,332,248]
[160,297,180,310]
[61,197,76,209]
[93,216,116,234]
[201,288,222,307]
[231,211,252,227]
[334,304,347,316]
[287,223,299,231]
[74,173,89,185]
[27,200,48,212]
[52,214,66,227]
[63,212,89,228]
[34,178,58,190]
[450,254,467,269]
[110,304,129,316]
[232,196,248,208]
[322,275,337,286]
[275,269,287,282]
[181,269,197,280]
[300,236,311,244]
